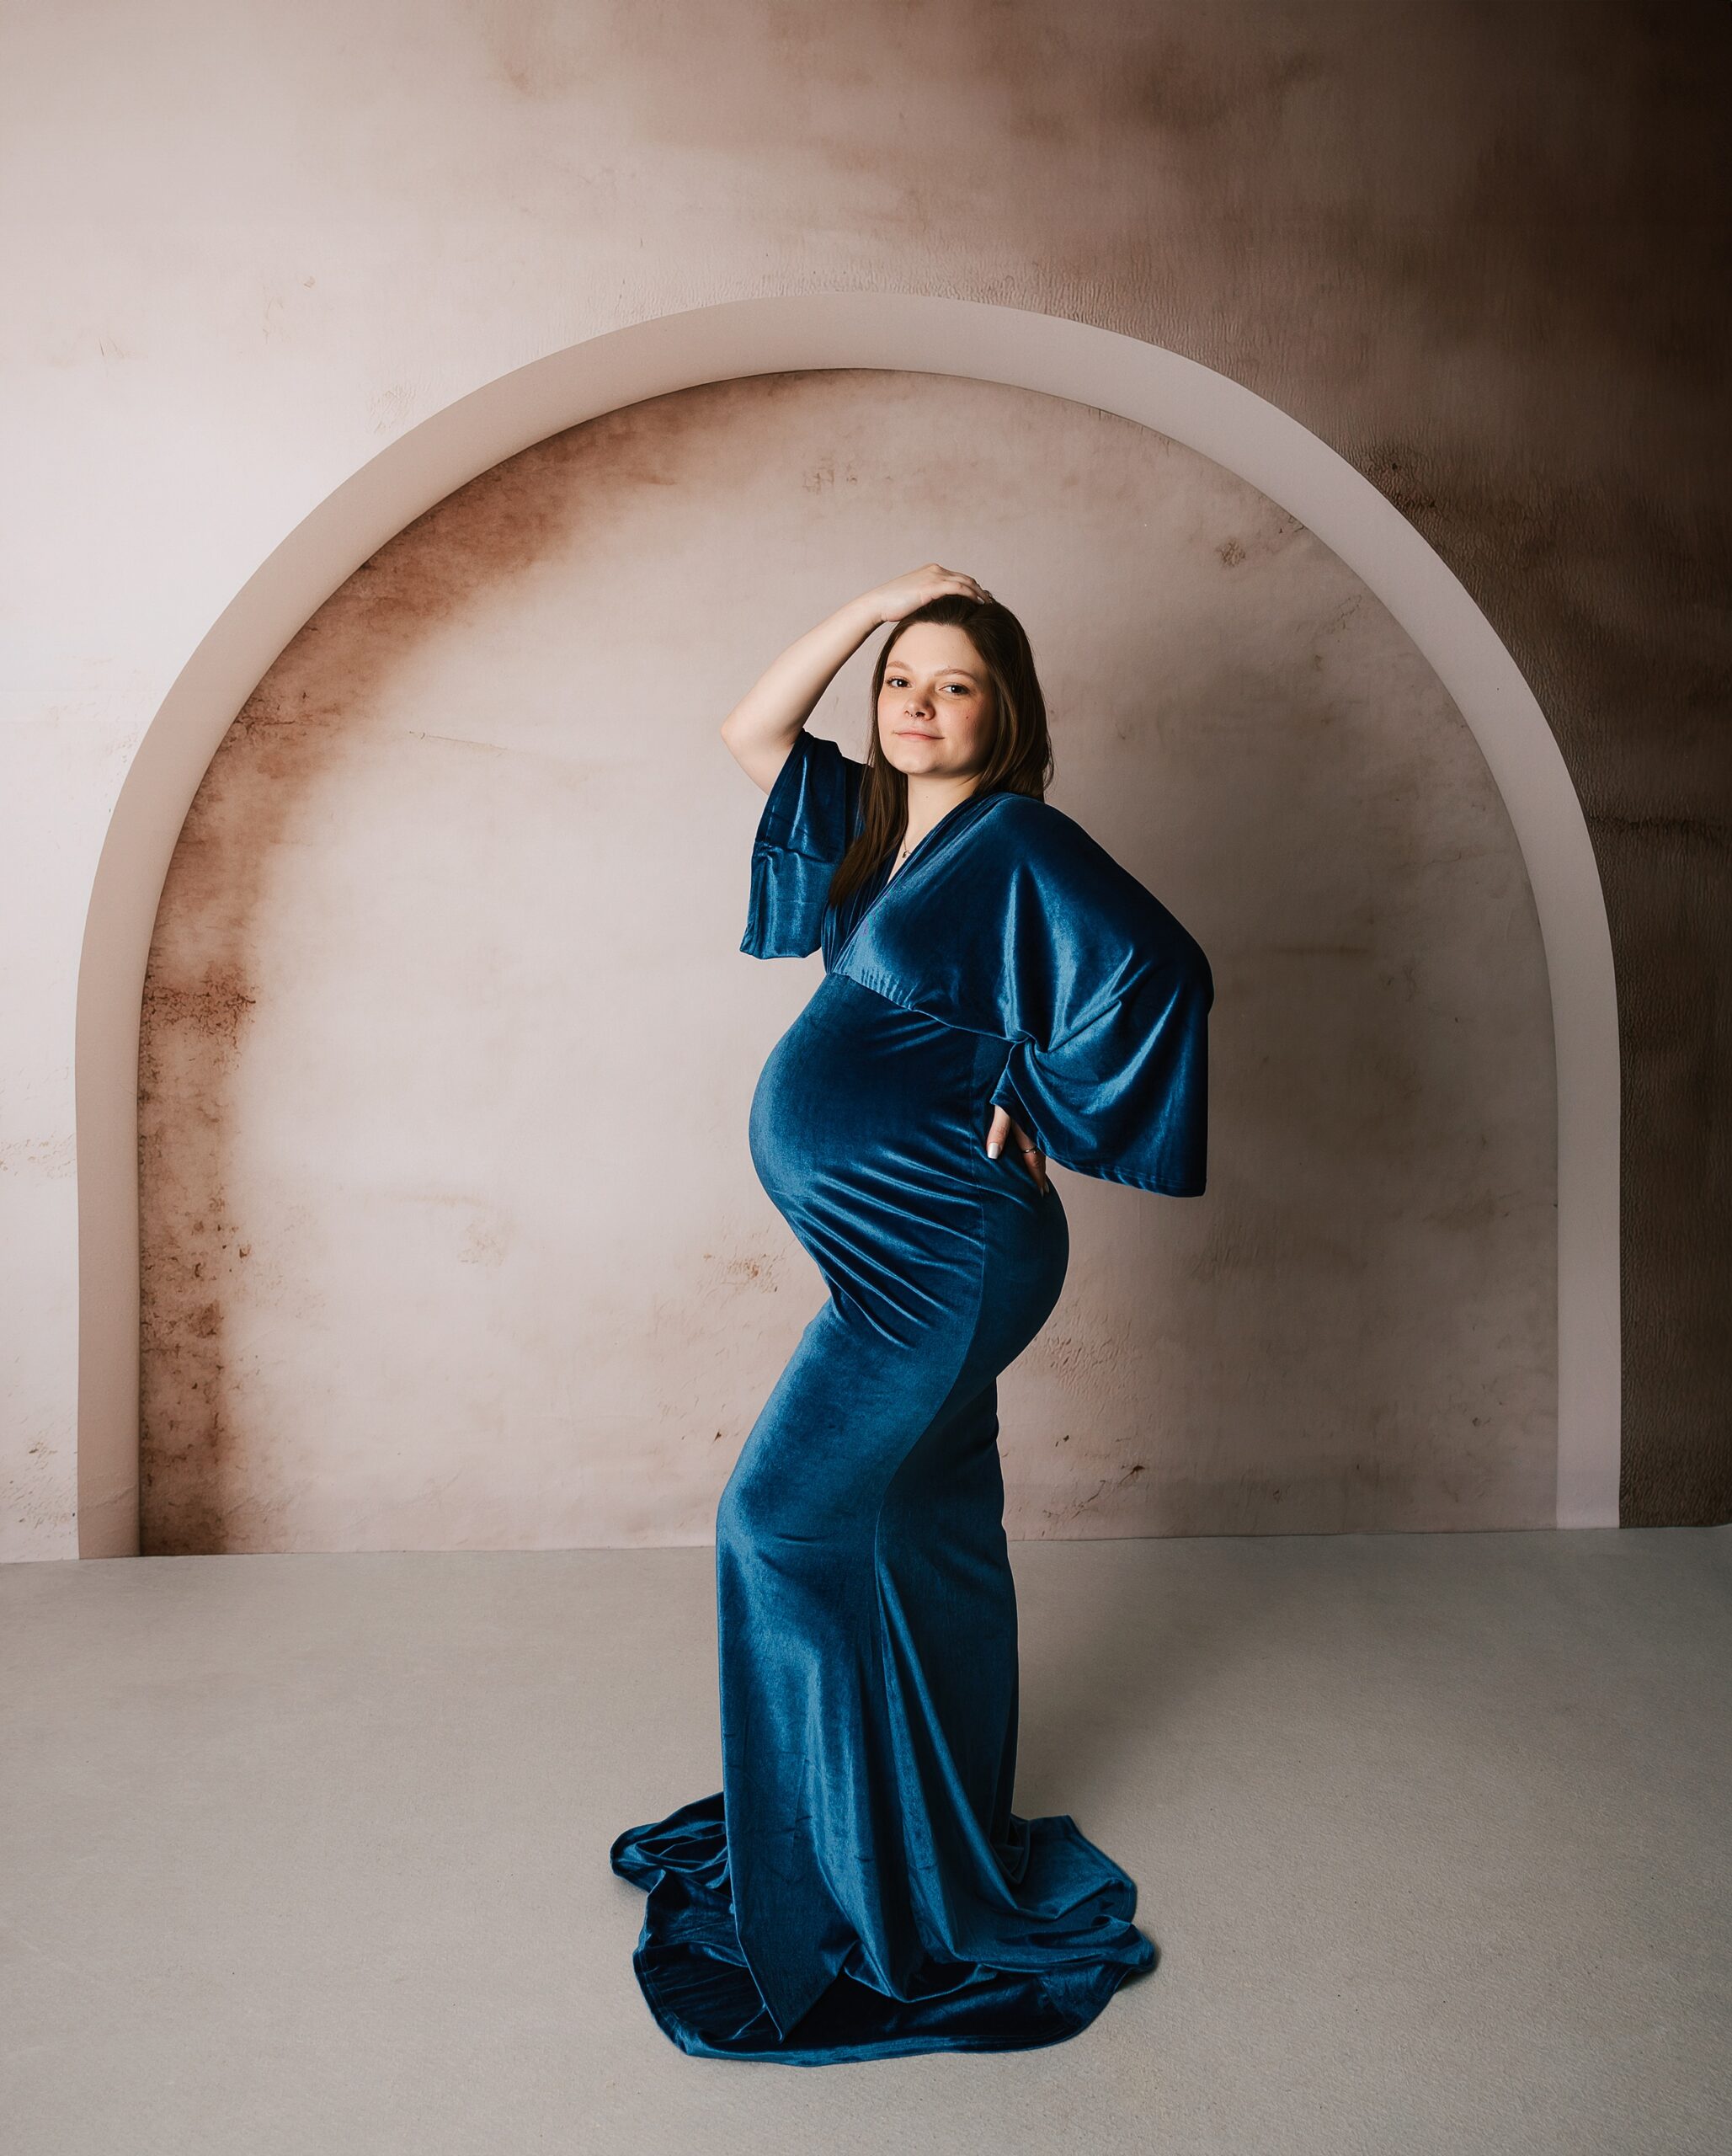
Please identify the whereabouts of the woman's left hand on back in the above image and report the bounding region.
[985,1106,1048,1194]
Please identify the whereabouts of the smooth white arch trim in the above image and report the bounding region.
[76,292,1620,1552]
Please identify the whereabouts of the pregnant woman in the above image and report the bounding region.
[610,565,1212,2065]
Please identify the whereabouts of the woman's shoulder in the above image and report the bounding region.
[975,788,1209,973]
[978,787,1127,882]
[981,787,1095,835]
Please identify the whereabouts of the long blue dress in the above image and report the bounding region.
[610,728,1212,2064]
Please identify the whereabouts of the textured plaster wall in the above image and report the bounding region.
[2,0,1724,1556]
[136,371,1554,1550]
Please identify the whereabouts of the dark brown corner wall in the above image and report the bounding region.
[993,0,1731,1522]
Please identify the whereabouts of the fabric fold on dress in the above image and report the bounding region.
[610,1791,1154,2062]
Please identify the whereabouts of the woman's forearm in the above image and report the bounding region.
[721,594,884,791]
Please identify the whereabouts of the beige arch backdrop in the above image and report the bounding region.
[76,295,1619,1556]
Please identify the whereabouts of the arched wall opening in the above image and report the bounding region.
[76,295,1620,1555]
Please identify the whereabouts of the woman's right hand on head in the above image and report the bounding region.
[861,564,993,626]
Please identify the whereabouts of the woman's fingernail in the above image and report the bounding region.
[986,1139,1002,1158]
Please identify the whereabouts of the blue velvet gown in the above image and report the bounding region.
[610,729,1212,2064]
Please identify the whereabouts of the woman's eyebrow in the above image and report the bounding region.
[887,665,980,680]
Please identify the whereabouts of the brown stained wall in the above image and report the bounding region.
[1128,0,1732,1524]
[140,371,1555,1553]
[581,0,1729,1519]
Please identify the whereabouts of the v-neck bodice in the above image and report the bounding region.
[831,785,1007,974]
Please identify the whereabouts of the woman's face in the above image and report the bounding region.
[876,623,994,783]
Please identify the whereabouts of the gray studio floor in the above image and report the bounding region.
[3,1527,1728,2156]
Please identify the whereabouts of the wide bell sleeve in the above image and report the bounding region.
[834,793,1212,1197]
[987,942,1211,1196]
[738,728,866,961]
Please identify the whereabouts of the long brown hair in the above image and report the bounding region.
[828,595,1054,911]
